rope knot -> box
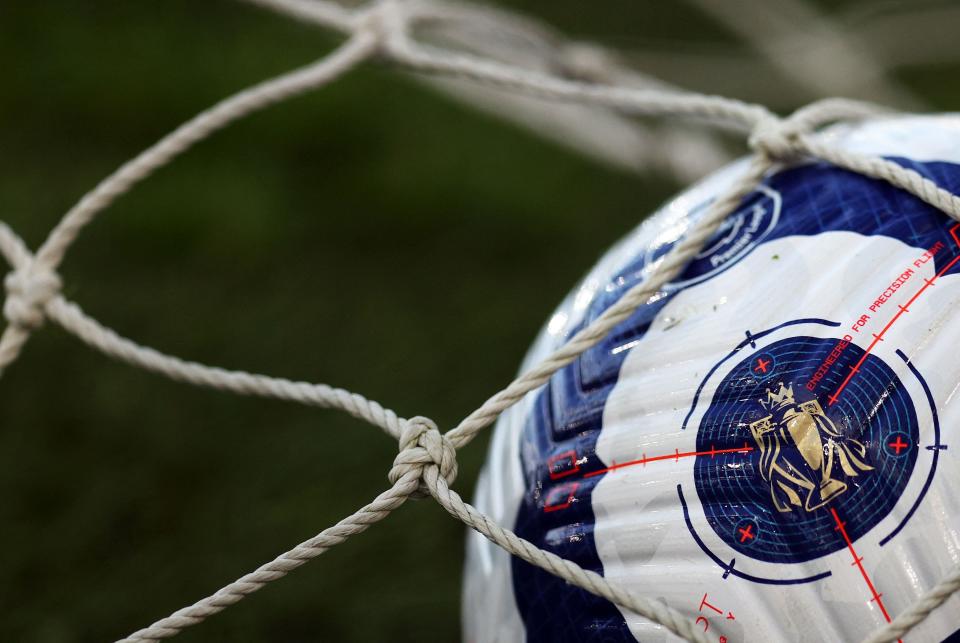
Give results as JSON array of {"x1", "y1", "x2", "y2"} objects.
[
  {"x1": 353, "y1": 0, "x2": 409, "y2": 54},
  {"x1": 748, "y1": 115, "x2": 806, "y2": 161},
  {"x1": 389, "y1": 416, "x2": 458, "y2": 498},
  {"x1": 3, "y1": 265, "x2": 61, "y2": 330}
]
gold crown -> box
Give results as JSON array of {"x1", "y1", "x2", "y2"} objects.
[{"x1": 760, "y1": 382, "x2": 795, "y2": 410}]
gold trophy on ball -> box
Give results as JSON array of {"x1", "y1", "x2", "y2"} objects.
[{"x1": 749, "y1": 382, "x2": 872, "y2": 513}]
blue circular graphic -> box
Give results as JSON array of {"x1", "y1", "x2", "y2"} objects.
[{"x1": 694, "y1": 335, "x2": 918, "y2": 564}]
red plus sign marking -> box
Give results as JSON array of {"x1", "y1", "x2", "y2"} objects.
[
  {"x1": 754, "y1": 358, "x2": 770, "y2": 373},
  {"x1": 738, "y1": 524, "x2": 755, "y2": 542},
  {"x1": 888, "y1": 436, "x2": 909, "y2": 455}
]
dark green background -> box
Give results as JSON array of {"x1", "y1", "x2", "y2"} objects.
[{"x1": 0, "y1": 1, "x2": 956, "y2": 641}]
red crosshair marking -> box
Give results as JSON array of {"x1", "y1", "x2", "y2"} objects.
[
  {"x1": 754, "y1": 357, "x2": 771, "y2": 373},
  {"x1": 830, "y1": 224, "x2": 960, "y2": 406},
  {"x1": 829, "y1": 508, "x2": 901, "y2": 642},
  {"x1": 738, "y1": 524, "x2": 755, "y2": 542},
  {"x1": 889, "y1": 436, "x2": 909, "y2": 455},
  {"x1": 583, "y1": 443, "x2": 754, "y2": 478}
]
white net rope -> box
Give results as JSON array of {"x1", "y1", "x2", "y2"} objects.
[{"x1": 4, "y1": 1, "x2": 960, "y2": 641}]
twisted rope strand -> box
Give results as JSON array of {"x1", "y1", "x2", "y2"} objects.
[
  {"x1": 244, "y1": 0, "x2": 355, "y2": 31},
  {"x1": 51, "y1": 297, "x2": 407, "y2": 437},
  {"x1": 0, "y1": 223, "x2": 404, "y2": 439},
  {"x1": 250, "y1": 0, "x2": 773, "y2": 132},
  {"x1": 33, "y1": 29, "x2": 378, "y2": 274},
  {"x1": 426, "y1": 470, "x2": 711, "y2": 643},
  {"x1": 446, "y1": 155, "x2": 771, "y2": 449},
  {"x1": 862, "y1": 562, "x2": 960, "y2": 643},
  {"x1": 804, "y1": 137, "x2": 960, "y2": 217},
  {"x1": 118, "y1": 472, "x2": 422, "y2": 642},
  {"x1": 2, "y1": 1, "x2": 959, "y2": 642},
  {"x1": 0, "y1": 28, "x2": 379, "y2": 376}
]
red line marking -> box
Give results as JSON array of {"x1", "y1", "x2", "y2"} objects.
[
  {"x1": 830, "y1": 229, "x2": 960, "y2": 406},
  {"x1": 830, "y1": 508, "x2": 900, "y2": 641},
  {"x1": 940, "y1": 255, "x2": 960, "y2": 276},
  {"x1": 584, "y1": 443, "x2": 753, "y2": 478}
]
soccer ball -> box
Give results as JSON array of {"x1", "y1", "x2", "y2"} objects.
[{"x1": 464, "y1": 114, "x2": 960, "y2": 642}]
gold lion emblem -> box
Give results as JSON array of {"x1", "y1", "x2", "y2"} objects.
[{"x1": 749, "y1": 382, "x2": 872, "y2": 513}]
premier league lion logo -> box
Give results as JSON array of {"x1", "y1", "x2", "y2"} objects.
[{"x1": 748, "y1": 382, "x2": 872, "y2": 513}]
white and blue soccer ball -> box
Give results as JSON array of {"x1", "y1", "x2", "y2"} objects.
[{"x1": 464, "y1": 114, "x2": 960, "y2": 642}]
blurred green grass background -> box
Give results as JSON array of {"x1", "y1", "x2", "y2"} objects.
[{"x1": 0, "y1": 1, "x2": 957, "y2": 641}]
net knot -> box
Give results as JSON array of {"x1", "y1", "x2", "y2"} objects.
[
  {"x1": 353, "y1": 0, "x2": 408, "y2": 52},
  {"x1": 389, "y1": 416, "x2": 458, "y2": 497},
  {"x1": 3, "y1": 264, "x2": 61, "y2": 330},
  {"x1": 748, "y1": 115, "x2": 807, "y2": 161}
]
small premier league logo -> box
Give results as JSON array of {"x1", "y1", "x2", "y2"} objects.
[
  {"x1": 749, "y1": 382, "x2": 872, "y2": 513},
  {"x1": 642, "y1": 185, "x2": 781, "y2": 289}
]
